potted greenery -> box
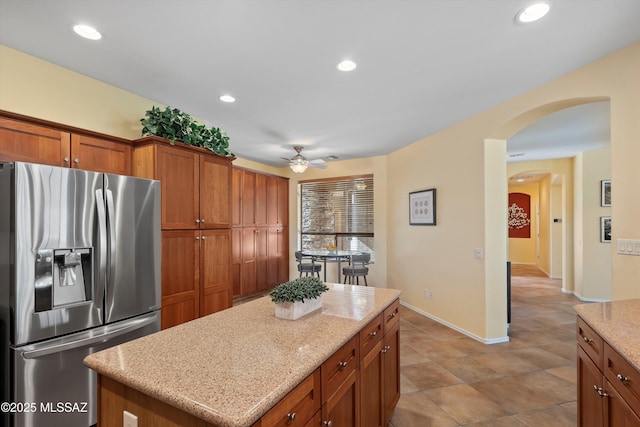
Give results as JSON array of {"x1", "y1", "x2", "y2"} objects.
[
  {"x1": 269, "y1": 276, "x2": 329, "y2": 320},
  {"x1": 140, "y1": 106, "x2": 233, "y2": 157}
]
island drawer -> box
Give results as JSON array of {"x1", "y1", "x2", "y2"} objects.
[
  {"x1": 254, "y1": 368, "x2": 321, "y2": 427},
  {"x1": 360, "y1": 314, "x2": 383, "y2": 358},
  {"x1": 383, "y1": 299, "x2": 400, "y2": 334},
  {"x1": 604, "y1": 342, "x2": 640, "y2": 411},
  {"x1": 577, "y1": 315, "x2": 603, "y2": 367},
  {"x1": 321, "y1": 335, "x2": 359, "y2": 402}
]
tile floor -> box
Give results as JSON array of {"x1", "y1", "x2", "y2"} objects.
[{"x1": 390, "y1": 264, "x2": 583, "y2": 426}]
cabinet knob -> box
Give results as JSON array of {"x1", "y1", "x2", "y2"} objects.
[
  {"x1": 389, "y1": 311, "x2": 397, "y2": 319},
  {"x1": 201, "y1": 218, "x2": 205, "y2": 223},
  {"x1": 196, "y1": 236, "x2": 200, "y2": 240},
  {"x1": 195, "y1": 219, "x2": 201, "y2": 224},
  {"x1": 616, "y1": 373, "x2": 630, "y2": 382},
  {"x1": 74, "y1": 158, "x2": 79, "y2": 164},
  {"x1": 381, "y1": 345, "x2": 391, "y2": 353},
  {"x1": 201, "y1": 236, "x2": 206, "y2": 240},
  {"x1": 369, "y1": 331, "x2": 377, "y2": 337},
  {"x1": 582, "y1": 336, "x2": 593, "y2": 343},
  {"x1": 63, "y1": 157, "x2": 69, "y2": 163},
  {"x1": 338, "y1": 361, "x2": 348, "y2": 370},
  {"x1": 323, "y1": 421, "x2": 332, "y2": 427},
  {"x1": 287, "y1": 412, "x2": 296, "y2": 422}
]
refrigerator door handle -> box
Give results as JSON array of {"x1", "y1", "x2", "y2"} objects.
[
  {"x1": 95, "y1": 189, "x2": 107, "y2": 310},
  {"x1": 105, "y1": 188, "x2": 117, "y2": 309},
  {"x1": 21, "y1": 313, "x2": 158, "y2": 359}
]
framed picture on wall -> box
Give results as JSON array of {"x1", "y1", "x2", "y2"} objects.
[
  {"x1": 600, "y1": 216, "x2": 611, "y2": 243},
  {"x1": 409, "y1": 188, "x2": 436, "y2": 225},
  {"x1": 601, "y1": 180, "x2": 611, "y2": 206}
]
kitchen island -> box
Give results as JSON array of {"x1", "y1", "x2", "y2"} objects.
[
  {"x1": 84, "y1": 283, "x2": 401, "y2": 427},
  {"x1": 575, "y1": 299, "x2": 640, "y2": 425}
]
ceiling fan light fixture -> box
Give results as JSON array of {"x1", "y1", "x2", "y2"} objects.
[
  {"x1": 219, "y1": 94, "x2": 235, "y2": 103},
  {"x1": 290, "y1": 161, "x2": 308, "y2": 174},
  {"x1": 73, "y1": 24, "x2": 102, "y2": 40},
  {"x1": 516, "y1": 2, "x2": 550, "y2": 23}
]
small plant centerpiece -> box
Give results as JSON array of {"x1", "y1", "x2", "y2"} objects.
[
  {"x1": 269, "y1": 276, "x2": 329, "y2": 320},
  {"x1": 140, "y1": 106, "x2": 233, "y2": 157}
]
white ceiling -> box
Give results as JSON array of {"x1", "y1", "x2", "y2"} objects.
[{"x1": 0, "y1": 1, "x2": 637, "y2": 167}]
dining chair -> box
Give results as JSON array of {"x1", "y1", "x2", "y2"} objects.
[
  {"x1": 295, "y1": 251, "x2": 322, "y2": 278},
  {"x1": 342, "y1": 253, "x2": 370, "y2": 286}
]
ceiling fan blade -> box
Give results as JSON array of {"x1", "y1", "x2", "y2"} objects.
[
  {"x1": 308, "y1": 163, "x2": 327, "y2": 169},
  {"x1": 309, "y1": 159, "x2": 325, "y2": 164},
  {"x1": 280, "y1": 157, "x2": 293, "y2": 161}
]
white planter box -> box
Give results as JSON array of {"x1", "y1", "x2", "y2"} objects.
[{"x1": 275, "y1": 298, "x2": 322, "y2": 320}]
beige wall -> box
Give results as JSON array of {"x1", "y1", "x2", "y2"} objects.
[
  {"x1": 574, "y1": 148, "x2": 612, "y2": 301},
  {"x1": 2, "y1": 41, "x2": 639, "y2": 341},
  {"x1": 507, "y1": 184, "x2": 539, "y2": 265},
  {"x1": 551, "y1": 181, "x2": 563, "y2": 279}
]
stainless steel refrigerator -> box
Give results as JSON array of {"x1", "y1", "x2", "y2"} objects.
[{"x1": 0, "y1": 161, "x2": 161, "y2": 427}]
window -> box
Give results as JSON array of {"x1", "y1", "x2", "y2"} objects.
[{"x1": 299, "y1": 175, "x2": 374, "y2": 260}]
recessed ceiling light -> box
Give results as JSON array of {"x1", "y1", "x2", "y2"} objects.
[
  {"x1": 219, "y1": 94, "x2": 236, "y2": 103},
  {"x1": 516, "y1": 2, "x2": 550, "y2": 23},
  {"x1": 337, "y1": 60, "x2": 357, "y2": 72},
  {"x1": 73, "y1": 24, "x2": 102, "y2": 40}
]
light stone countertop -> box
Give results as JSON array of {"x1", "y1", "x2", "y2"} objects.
[
  {"x1": 574, "y1": 298, "x2": 640, "y2": 371},
  {"x1": 84, "y1": 284, "x2": 401, "y2": 427}
]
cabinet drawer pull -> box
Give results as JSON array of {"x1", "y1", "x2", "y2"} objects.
[
  {"x1": 593, "y1": 385, "x2": 609, "y2": 397},
  {"x1": 388, "y1": 312, "x2": 397, "y2": 319},
  {"x1": 287, "y1": 412, "x2": 296, "y2": 422},
  {"x1": 338, "y1": 361, "x2": 348, "y2": 370},
  {"x1": 369, "y1": 331, "x2": 377, "y2": 337},
  {"x1": 616, "y1": 374, "x2": 630, "y2": 382},
  {"x1": 582, "y1": 336, "x2": 593, "y2": 343},
  {"x1": 381, "y1": 345, "x2": 391, "y2": 353}
]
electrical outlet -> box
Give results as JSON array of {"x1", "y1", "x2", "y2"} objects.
[
  {"x1": 429, "y1": 290, "x2": 434, "y2": 299},
  {"x1": 124, "y1": 411, "x2": 138, "y2": 427},
  {"x1": 424, "y1": 288, "x2": 429, "y2": 298}
]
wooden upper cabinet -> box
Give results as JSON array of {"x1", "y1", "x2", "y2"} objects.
[
  {"x1": 0, "y1": 116, "x2": 132, "y2": 174},
  {"x1": 231, "y1": 168, "x2": 243, "y2": 227},
  {"x1": 199, "y1": 155, "x2": 231, "y2": 229},
  {"x1": 157, "y1": 146, "x2": 200, "y2": 230},
  {"x1": 267, "y1": 176, "x2": 279, "y2": 226},
  {"x1": 70, "y1": 134, "x2": 131, "y2": 175},
  {"x1": 278, "y1": 178, "x2": 289, "y2": 227},
  {"x1": 0, "y1": 117, "x2": 70, "y2": 166},
  {"x1": 242, "y1": 171, "x2": 256, "y2": 226}
]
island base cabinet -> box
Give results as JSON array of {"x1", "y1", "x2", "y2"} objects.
[
  {"x1": 322, "y1": 369, "x2": 358, "y2": 427},
  {"x1": 383, "y1": 322, "x2": 401, "y2": 425},
  {"x1": 98, "y1": 375, "x2": 216, "y2": 427},
  {"x1": 578, "y1": 346, "x2": 604, "y2": 427}
]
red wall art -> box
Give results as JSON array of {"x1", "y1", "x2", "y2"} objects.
[{"x1": 508, "y1": 192, "x2": 531, "y2": 238}]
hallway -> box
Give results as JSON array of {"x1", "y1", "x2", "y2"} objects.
[{"x1": 390, "y1": 264, "x2": 582, "y2": 426}]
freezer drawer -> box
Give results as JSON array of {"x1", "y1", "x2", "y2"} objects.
[{"x1": 8, "y1": 312, "x2": 159, "y2": 427}]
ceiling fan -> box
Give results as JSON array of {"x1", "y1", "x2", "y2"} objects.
[{"x1": 281, "y1": 146, "x2": 327, "y2": 173}]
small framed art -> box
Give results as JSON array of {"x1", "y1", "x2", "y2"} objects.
[
  {"x1": 409, "y1": 188, "x2": 436, "y2": 225},
  {"x1": 601, "y1": 180, "x2": 611, "y2": 207},
  {"x1": 600, "y1": 216, "x2": 611, "y2": 243}
]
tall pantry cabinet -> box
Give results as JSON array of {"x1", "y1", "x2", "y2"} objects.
[
  {"x1": 133, "y1": 136, "x2": 234, "y2": 329},
  {"x1": 232, "y1": 167, "x2": 289, "y2": 298}
]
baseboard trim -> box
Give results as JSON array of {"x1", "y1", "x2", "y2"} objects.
[
  {"x1": 572, "y1": 293, "x2": 610, "y2": 303},
  {"x1": 400, "y1": 301, "x2": 510, "y2": 345}
]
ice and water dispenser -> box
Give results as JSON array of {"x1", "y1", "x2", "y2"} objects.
[{"x1": 34, "y1": 248, "x2": 92, "y2": 312}]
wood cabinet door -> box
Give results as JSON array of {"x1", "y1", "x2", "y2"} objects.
[
  {"x1": 267, "y1": 176, "x2": 279, "y2": 226},
  {"x1": 360, "y1": 340, "x2": 383, "y2": 427},
  {"x1": 254, "y1": 173, "x2": 268, "y2": 226},
  {"x1": 199, "y1": 155, "x2": 231, "y2": 228},
  {"x1": 242, "y1": 227, "x2": 258, "y2": 295},
  {"x1": 277, "y1": 227, "x2": 289, "y2": 284},
  {"x1": 231, "y1": 227, "x2": 243, "y2": 297},
  {"x1": 231, "y1": 168, "x2": 243, "y2": 227},
  {"x1": 161, "y1": 230, "x2": 199, "y2": 329},
  {"x1": 157, "y1": 146, "x2": 199, "y2": 230},
  {"x1": 606, "y1": 378, "x2": 640, "y2": 427},
  {"x1": 70, "y1": 134, "x2": 131, "y2": 175},
  {"x1": 278, "y1": 177, "x2": 289, "y2": 227},
  {"x1": 242, "y1": 171, "x2": 256, "y2": 226},
  {"x1": 267, "y1": 227, "x2": 280, "y2": 287},
  {"x1": 322, "y1": 369, "x2": 358, "y2": 427},
  {"x1": 255, "y1": 227, "x2": 269, "y2": 291},
  {"x1": 382, "y1": 322, "x2": 400, "y2": 425},
  {"x1": 200, "y1": 229, "x2": 232, "y2": 316},
  {"x1": 578, "y1": 346, "x2": 604, "y2": 427},
  {"x1": 0, "y1": 117, "x2": 70, "y2": 166}
]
